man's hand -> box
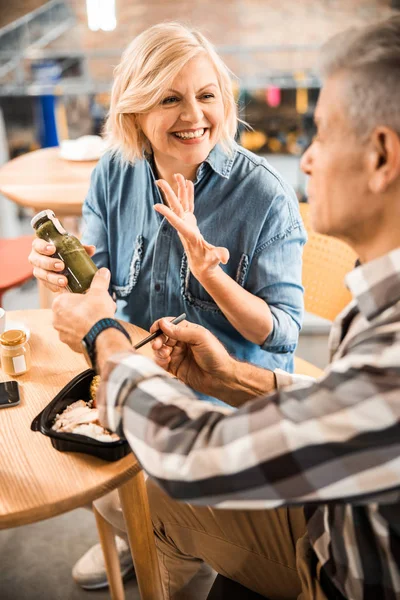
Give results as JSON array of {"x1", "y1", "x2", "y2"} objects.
[
  {"x1": 151, "y1": 318, "x2": 275, "y2": 406},
  {"x1": 52, "y1": 268, "x2": 116, "y2": 353},
  {"x1": 151, "y1": 318, "x2": 235, "y2": 395}
]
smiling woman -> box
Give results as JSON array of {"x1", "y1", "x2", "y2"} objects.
[
  {"x1": 138, "y1": 56, "x2": 225, "y2": 179},
  {"x1": 29, "y1": 21, "x2": 306, "y2": 386},
  {"x1": 28, "y1": 20, "x2": 307, "y2": 590}
]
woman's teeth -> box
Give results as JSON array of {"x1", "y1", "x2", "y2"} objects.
[{"x1": 174, "y1": 128, "x2": 205, "y2": 140}]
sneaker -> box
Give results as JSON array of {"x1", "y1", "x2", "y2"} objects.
[{"x1": 72, "y1": 535, "x2": 135, "y2": 590}]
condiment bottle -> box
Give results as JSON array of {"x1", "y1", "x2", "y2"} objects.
[
  {"x1": 31, "y1": 209, "x2": 98, "y2": 294},
  {"x1": 0, "y1": 330, "x2": 32, "y2": 376}
]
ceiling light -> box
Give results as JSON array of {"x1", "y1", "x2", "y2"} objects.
[{"x1": 86, "y1": 0, "x2": 116, "y2": 32}]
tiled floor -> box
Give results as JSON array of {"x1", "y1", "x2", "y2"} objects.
[{"x1": 0, "y1": 196, "x2": 329, "y2": 599}]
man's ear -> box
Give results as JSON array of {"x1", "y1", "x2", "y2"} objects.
[{"x1": 367, "y1": 127, "x2": 400, "y2": 193}]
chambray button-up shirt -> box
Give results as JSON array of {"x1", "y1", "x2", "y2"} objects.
[{"x1": 81, "y1": 142, "x2": 306, "y2": 377}]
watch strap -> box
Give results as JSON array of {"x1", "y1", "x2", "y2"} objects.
[{"x1": 83, "y1": 318, "x2": 131, "y2": 367}]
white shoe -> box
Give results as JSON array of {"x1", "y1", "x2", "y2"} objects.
[{"x1": 72, "y1": 536, "x2": 135, "y2": 590}]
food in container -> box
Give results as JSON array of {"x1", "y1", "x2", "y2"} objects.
[
  {"x1": 31, "y1": 370, "x2": 130, "y2": 461},
  {"x1": 52, "y1": 399, "x2": 119, "y2": 442}
]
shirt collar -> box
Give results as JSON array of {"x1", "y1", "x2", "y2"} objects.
[
  {"x1": 345, "y1": 247, "x2": 400, "y2": 320},
  {"x1": 196, "y1": 142, "x2": 237, "y2": 181},
  {"x1": 145, "y1": 142, "x2": 237, "y2": 181}
]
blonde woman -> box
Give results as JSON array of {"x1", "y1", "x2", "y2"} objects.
[{"x1": 29, "y1": 22, "x2": 306, "y2": 588}]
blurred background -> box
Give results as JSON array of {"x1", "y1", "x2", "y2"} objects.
[
  {"x1": 0, "y1": 3, "x2": 398, "y2": 597},
  {"x1": 0, "y1": 0, "x2": 396, "y2": 199},
  {"x1": 0, "y1": 0, "x2": 397, "y2": 378}
]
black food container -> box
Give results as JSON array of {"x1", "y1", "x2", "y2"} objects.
[{"x1": 31, "y1": 369, "x2": 131, "y2": 462}]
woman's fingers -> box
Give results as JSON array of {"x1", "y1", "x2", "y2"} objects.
[
  {"x1": 83, "y1": 244, "x2": 96, "y2": 257},
  {"x1": 215, "y1": 246, "x2": 230, "y2": 265},
  {"x1": 156, "y1": 179, "x2": 184, "y2": 216},
  {"x1": 29, "y1": 238, "x2": 64, "y2": 271},
  {"x1": 203, "y1": 240, "x2": 230, "y2": 265},
  {"x1": 32, "y1": 237, "x2": 56, "y2": 255},
  {"x1": 33, "y1": 266, "x2": 68, "y2": 289},
  {"x1": 154, "y1": 204, "x2": 198, "y2": 243},
  {"x1": 32, "y1": 267, "x2": 67, "y2": 291},
  {"x1": 174, "y1": 173, "x2": 189, "y2": 212},
  {"x1": 187, "y1": 180, "x2": 195, "y2": 212}
]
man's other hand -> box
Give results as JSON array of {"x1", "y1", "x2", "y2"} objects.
[{"x1": 52, "y1": 268, "x2": 116, "y2": 353}]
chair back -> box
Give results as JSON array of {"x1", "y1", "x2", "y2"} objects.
[{"x1": 300, "y1": 202, "x2": 357, "y2": 321}]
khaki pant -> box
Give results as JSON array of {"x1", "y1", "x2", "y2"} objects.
[{"x1": 95, "y1": 481, "x2": 328, "y2": 600}]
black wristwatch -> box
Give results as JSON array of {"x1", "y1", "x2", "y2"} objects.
[{"x1": 81, "y1": 318, "x2": 131, "y2": 368}]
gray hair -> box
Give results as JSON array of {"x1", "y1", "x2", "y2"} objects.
[{"x1": 318, "y1": 15, "x2": 400, "y2": 140}]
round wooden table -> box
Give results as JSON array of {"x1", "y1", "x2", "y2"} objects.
[
  {"x1": 0, "y1": 147, "x2": 97, "y2": 217},
  {"x1": 0, "y1": 309, "x2": 163, "y2": 600}
]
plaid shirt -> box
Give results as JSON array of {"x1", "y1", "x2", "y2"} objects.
[{"x1": 99, "y1": 247, "x2": 400, "y2": 600}]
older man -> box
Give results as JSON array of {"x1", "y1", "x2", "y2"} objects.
[{"x1": 53, "y1": 16, "x2": 400, "y2": 600}]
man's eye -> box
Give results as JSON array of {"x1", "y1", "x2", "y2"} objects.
[{"x1": 161, "y1": 97, "x2": 179, "y2": 105}]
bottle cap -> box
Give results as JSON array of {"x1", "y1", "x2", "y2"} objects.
[
  {"x1": 0, "y1": 329, "x2": 27, "y2": 346},
  {"x1": 31, "y1": 209, "x2": 66, "y2": 234},
  {"x1": 30, "y1": 209, "x2": 56, "y2": 230}
]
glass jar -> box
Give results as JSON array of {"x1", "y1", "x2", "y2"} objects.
[
  {"x1": 31, "y1": 209, "x2": 98, "y2": 294},
  {"x1": 0, "y1": 330, "x2": 32, "y2": 376}
]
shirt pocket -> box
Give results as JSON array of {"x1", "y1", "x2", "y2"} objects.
[
  {"x1": 180, "y1": 252, "x2": 249, "y2": 313},
  {"x1": 111, "y1": 234, "x2": 144, "y2": 299}
]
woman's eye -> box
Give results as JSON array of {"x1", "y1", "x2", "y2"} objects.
[
  {"x1": 161, "y1": 96, "x2": 179, "y2": 105},
  {"x1": 201, "y1": 93, "x2": 215, "y2": 100}
]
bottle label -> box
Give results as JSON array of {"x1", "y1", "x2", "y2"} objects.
[
  {"x1": 47, "y1": 211, "x2": 66, "y2": 235},
  {"x1": 12, "y1": 354, "x2": 26, "y2": 374}
]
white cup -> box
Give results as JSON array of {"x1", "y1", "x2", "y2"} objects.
[{"x1": 0, "y1": 308, "x2": 5, "y2": 334}]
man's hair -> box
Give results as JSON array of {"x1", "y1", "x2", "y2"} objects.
[
  {"x1": 104, "y1": 22, "x2": 238, "y2": 163},
  {"x1": 318, "y1": 15, "x2": 400, "y2": 140}
]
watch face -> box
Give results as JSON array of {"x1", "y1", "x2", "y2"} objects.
[{"x1": 81, "y1": 339, "x2": 93, "y2": 368}]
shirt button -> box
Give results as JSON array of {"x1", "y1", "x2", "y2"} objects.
[
  {"x1": 162, "y1": 225, "x2": 168, "y2": 233},
  {"x1": 155, "y1": 283, "x2": 161, "y2": 292}
]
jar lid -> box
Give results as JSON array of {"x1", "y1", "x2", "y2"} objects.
[
  {"x1": 0, "y1": 329, "x2": 27, "y2": 346},
  {"x1": 30, "y1": 209, "x2": 56, "y2": 230}
]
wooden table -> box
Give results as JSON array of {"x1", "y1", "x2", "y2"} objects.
[
  {"x1": 294, "y1": 356, "x2": 322, "y2": 379},
  {"x1": 0, "y1": 309, "x2": 163, "y2": 600},
  {"x1": 0, "y1": 147, "x2": 97, "y2": 217}
]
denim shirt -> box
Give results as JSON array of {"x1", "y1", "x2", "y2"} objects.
[{"x1": 81, "y1": 142, "x2": 306, "y2": 382}]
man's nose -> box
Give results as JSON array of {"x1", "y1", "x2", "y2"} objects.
[{"x1": 300, "y1": 144, "x2": 313, "y2": 175}]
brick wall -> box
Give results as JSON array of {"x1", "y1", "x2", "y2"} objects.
[
  {"x1": 2, "y1": 0, "x2": 394, "y2": 83},
  {"x1": 53, "y1": 0, "x2": 394, "y2": 82},
  {"x1": 0, "y1": 0, "x2": 48, "y2": 29}
]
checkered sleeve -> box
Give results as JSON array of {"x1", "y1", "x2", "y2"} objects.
[{"x1": 99, "y1": 335, "x2": 400, "y2": 509}]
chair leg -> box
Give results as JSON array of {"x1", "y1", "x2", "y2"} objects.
[
  {"x1": 118, "y1": 471, "x2": 164, "y2": 600},
  {"x1": 94, "y1": 505, "x2": 125, "y2": 600}
]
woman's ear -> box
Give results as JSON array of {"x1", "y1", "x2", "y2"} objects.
[{"x1": 368, "y1": 127, "x2": 400, "y2": 194}]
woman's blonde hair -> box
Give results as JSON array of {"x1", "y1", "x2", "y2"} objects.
[{"x1": 104, "y1": 22, "x2": 238, "y2": 163}]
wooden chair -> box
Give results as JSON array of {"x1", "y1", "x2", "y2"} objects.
[
  {"x1": 0, "y1": 235, "x2": 34, "y2": 306},
  {"x1": 294, "y1": 201, "x2": 357, "y2": 378},
  {"x1": 300, "y1": 202, "x2": 357, "y2": 321}
]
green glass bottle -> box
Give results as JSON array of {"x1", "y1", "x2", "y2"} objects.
[{"x1": 31, "y1": 209, "x2": 98, "y2": 294}]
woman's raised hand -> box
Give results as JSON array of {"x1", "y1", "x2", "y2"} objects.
[{"x1": 154, "y1": 173, "x2": 229, "y2": 281}]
